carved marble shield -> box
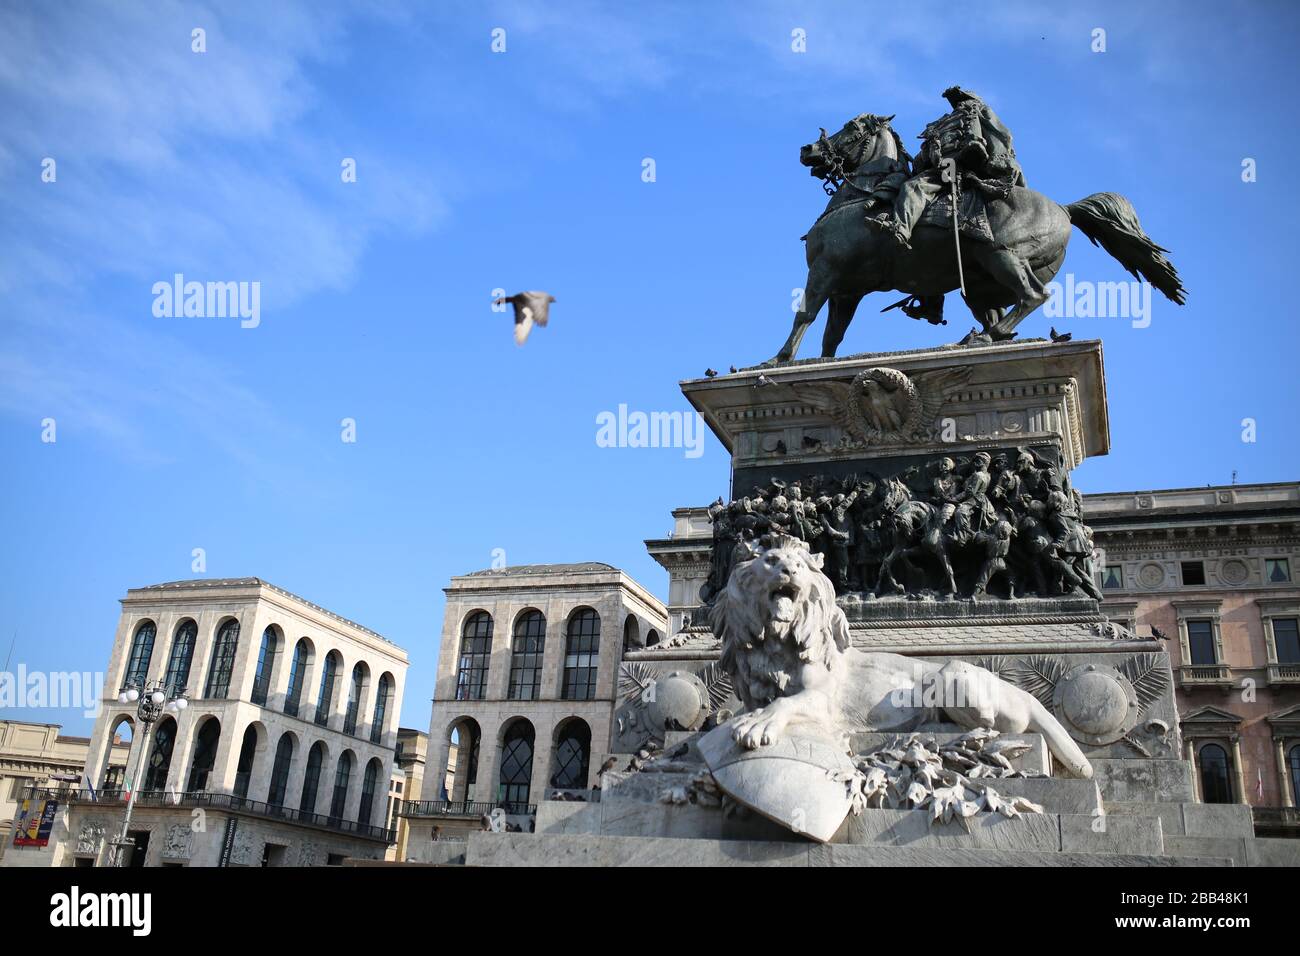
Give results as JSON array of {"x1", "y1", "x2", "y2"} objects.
[{"x1": 698, "y1": 719, "x2": 858, "y2": 843}]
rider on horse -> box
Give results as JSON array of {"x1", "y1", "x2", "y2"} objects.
[{"x1": 870, "y1": 86, "x2": 1024, "y2": 251}]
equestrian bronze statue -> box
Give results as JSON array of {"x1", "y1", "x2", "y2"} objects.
[{"x1": 768, "y1": 87, "x2": 1186, "y2": 364}]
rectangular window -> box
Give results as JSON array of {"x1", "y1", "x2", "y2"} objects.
[
  {"x1": 1266, "y1": 558, "x2": 1291, "y2": 584},
  {"x1": 1181, "y1": 561, "x2": 1206, "y2": 586},
  {"x1": 1186, "y1": 619, "x2": 1217, "y2": 666},
  {"x1": 1273, "y1": 618, "x2": 1300, "y2": 665},
  {"x1": 1102, "y1": 566, "x2": 1124, "y2": 590}
]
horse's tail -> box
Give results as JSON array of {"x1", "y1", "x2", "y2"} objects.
[{"x1": 1066, "y1": 192, "x2": 1186, "y2": 304}]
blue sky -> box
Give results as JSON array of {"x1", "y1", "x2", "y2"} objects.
[{"x1": 2, "y1": 0, "x2": 1298, "y2": 736}]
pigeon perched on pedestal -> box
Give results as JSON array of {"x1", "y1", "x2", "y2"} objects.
[{"x1": 494, "y1": 291, "x2": 555, "y2": 345}]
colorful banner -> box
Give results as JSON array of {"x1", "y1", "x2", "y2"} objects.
[{"x1": 12, "y1": 799, "x2": 58, "y2": 847}]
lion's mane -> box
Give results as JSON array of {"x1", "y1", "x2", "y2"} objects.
[{"x1": 712, "y1": 534, "x2": 850, "y2": 711}]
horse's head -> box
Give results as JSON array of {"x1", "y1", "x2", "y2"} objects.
[{"x1": 800, "y1": 113, "x2": 899, "y2": 181}]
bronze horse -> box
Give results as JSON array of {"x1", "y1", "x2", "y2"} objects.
[{"x1": 768, "y1": 114, "x2": 1187, "y2": 364}]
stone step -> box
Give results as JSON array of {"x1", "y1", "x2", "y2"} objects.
[
  {"x1": 848, "y1": 731, "x2": 1049, "y2": 775},
  {"x1": 464, "y1": 831, "x2": 1231, "y2": 867},
  {"x1": 1104, "y1": 801, "x2": 1254, "y2": 837},
  {"x1": 1089, "y1": 757, "x2": 1195, "y2": 803},
  {"x1": 965, "y1": 776, "x2": 1101, "y2": 814},
  {"x1": 837, "y1": 807, "x2": 1162, "y2": 855},
  {"x1": 1164, "y1": 834, "x2": 1300, "y2": 867},
  {"x1": 546, "y1": 790, "x2": 1140, "y2": 852}
]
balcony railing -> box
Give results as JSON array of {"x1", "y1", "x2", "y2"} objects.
[
  {"x1": 397, "y1": 799, "x2": 536, "y2": 819},
  {"x1": 22, "y1": 786, "x2": 395, "y2": 843},
  {"x1": 1266, "y1": 663, "x2": 1300, "y2": 685},
  {"x1": 1176, "y1": 664, "x2": 1233, "y2": 686}
]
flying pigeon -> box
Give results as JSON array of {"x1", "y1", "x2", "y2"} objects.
[{"x1": 494, "y1": 291, "x2": 555, "y2": 345}]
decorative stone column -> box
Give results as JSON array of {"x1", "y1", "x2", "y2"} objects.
[
  {"x1": 1276, "y1": 737, "x2": 1294, "y2": 808},
  {"x1": 1230, "y1": 735, "x2": 1248, "y2": 804}
]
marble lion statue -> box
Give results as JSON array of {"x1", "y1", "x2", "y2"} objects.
[{"x1": 712, "y1": 534, "x2": 1093, "y2": 778}]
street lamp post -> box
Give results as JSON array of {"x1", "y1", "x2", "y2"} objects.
[{"x1": 106, "y1": 680, "x2": 188, "y2": 867}]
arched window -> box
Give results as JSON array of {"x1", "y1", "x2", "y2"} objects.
[
  {"x1": 144, "y1": 717, "x2": 176, "y2": 791},
  {"x1": 508, "y1": 611, "x2": 546, "y2": 701},
  {"x1": 371, "y1": 674, "x2": 393, "y2": 744},
  {"x1": 251, "y1": 628, "x2": 279, "y2": 705},
  {"x1": 330, "y1": 752, "x2": 354, "y2": 821},
  {"x1": 284, "y1": 639, "x2": 311, "y2": 717},
  {"x1": 444, "y1": 718, "x2": 480, "y2": 801},
  {"x1": 268, "y1": 734, "x2": 295, "y2": 808},
  {"x1": 550, "y1": 718, "x2": 591, "y2": 791},
  {"x1": 101, "y1": 717, "x2": 134, "y2": 793},
  {"x1": 124, "y1": 621, "x2": 156, "y2": 687},
  {"x1": 622, "y1": 616, "x2": 640, "y2": 654},
  {"x1": 646, "y1": 629, "x2": 660, "y2": 647},
  {"x1": 301, "y1": 742, "x2": 326, "y2": 815},
  {"x1": 344, "y1": 663, "x2": 368, "y2": 736},
  {"x1": 233, "y1": 725, "x2": 260, "y2": 800},
  {"x1": 164, "y1": 620, "x2": 197, "y2": 695},
  {"x1": 187, "y1": 718, "x2": 221, "y2": 791},
  {"x1": 1288, "y1": 744, "x2": 1300, "y2": 807},
  {"x1": 314, "y1": 652, "x2": 340, "y2": 727},
  {"x1": 563, "y1": 609, "x2": 600, "y2": 700},
  {"x1": 455, "y1": 612, "x2": 493, "y2": 701},
  {"x1": 204, "y1": 619, "x2": 240, "y2": 699},
  {"x1": 359, "y1": 758, "x2": 382, "y2": 827},
  {"x1": 1199, "y1": 743, "x2": 1233, "y2": 804},
  {"x1": 498, "y1": 720, "x2": 535, "y2": 808}
]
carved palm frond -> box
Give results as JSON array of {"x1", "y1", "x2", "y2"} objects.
[
  {"x1": 699, "y1": 661, "x2": 735, "y2": 711},
  {"x1": 975, "y1": 655, "x2": 1012, "y2": 679},
  {"x1": 1006, "y1": 656, "x2": 1065, "y2": 708},
  {"x1": 617, "y1": 662, "x2": 657, "y2": 703},
  {"x1": 1117, "y1": 653, "x2": 1170, "y2": 713}
]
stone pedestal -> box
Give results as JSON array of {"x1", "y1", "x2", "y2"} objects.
[
  {"x1": 570, "y1": 341, "x2": 1298, "y2": 865},
  {"x1": 681, "y1": 337, "x2": 1107, "y2": 497}
]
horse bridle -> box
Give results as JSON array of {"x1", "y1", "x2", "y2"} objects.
[{"x1": 816, "y1": 118, "x2": 881, "y2": 196}]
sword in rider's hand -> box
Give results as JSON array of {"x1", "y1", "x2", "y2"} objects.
[{"x1": 940, "y1": 157, "x2": 967, "y2": 298}]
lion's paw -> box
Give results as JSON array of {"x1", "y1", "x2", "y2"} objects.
[{"x1": 731, "y1": 707, "x2": 788, "y2": 750}]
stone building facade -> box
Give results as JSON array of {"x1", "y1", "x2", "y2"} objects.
[
  {"x1": 386, "y1": 727, "x2": 427, "y2": 861},
  {"x1": 415, "y1": 563, "x2": 666, "y2": 826},
  {"x1": 0, "y1": 720, "x2": 130, "y2": 864},
  {"x1": 1086, "y1": 482, "x2": 1300, "y2": 820},
  {"x1": 647, "y1": 481, "x2": 1300, "y2": 830},
  {"x1": 4, "y1": 577, "x2": 409, "y2": 866}
]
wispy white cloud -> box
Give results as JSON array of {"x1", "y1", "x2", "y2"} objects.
[{"x1": 0, "y1": 0, "x2": 445, "y2": 473}]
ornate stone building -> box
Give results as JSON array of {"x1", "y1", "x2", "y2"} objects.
[
  {"x1": 405, "y1": 563, "x2": 665, "y2": 851},
  {"x1": 0, "y1": 720, "x2": 130, "y2": 864},
  {"x1": 1085, "y1": 482, "x2": 1300, "y2": 825},
  {"x1": 4, "y1": 578, "x2": 409, "y2": 866},
  {"x1": 647, "y1": 480, "x2": 1300, "y2": 831}
]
